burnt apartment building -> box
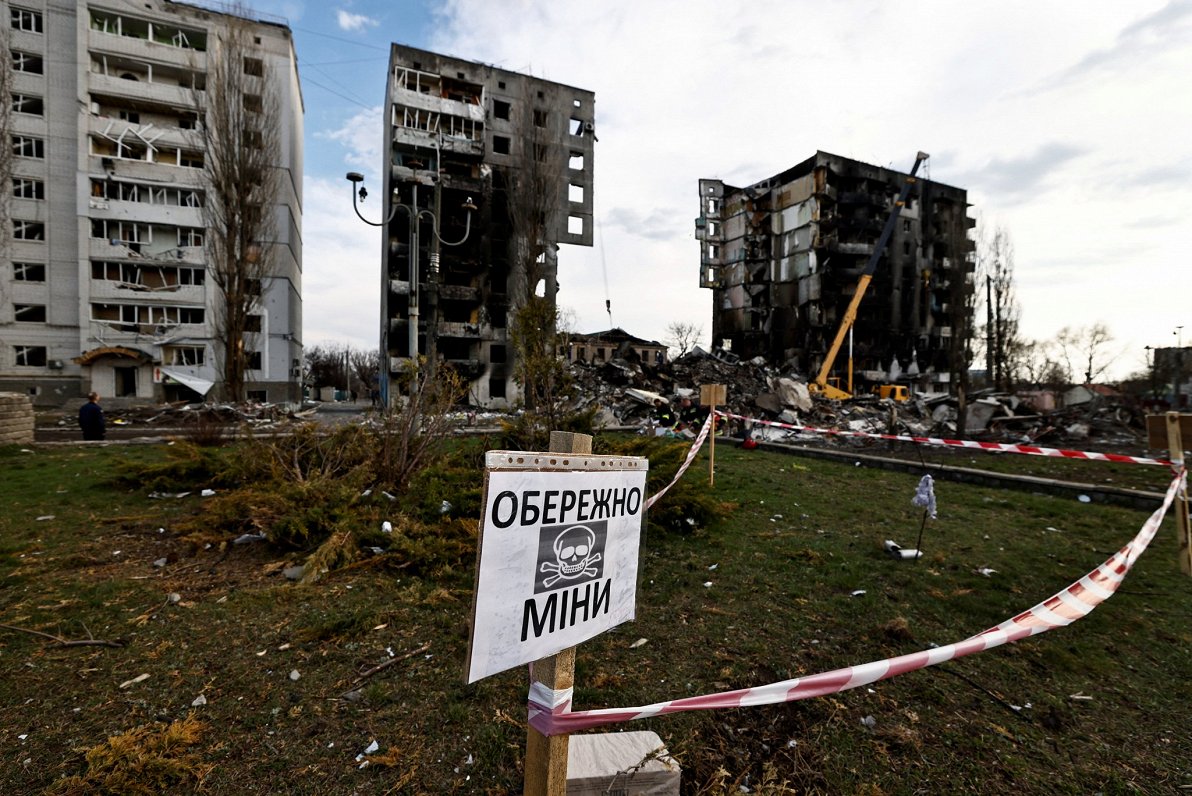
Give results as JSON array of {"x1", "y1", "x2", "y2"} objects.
[
  {"x1": 374, "y1": 45, "x2": 594, "y2": 407},
  {"x1": 696, "y1": 151, "x2": 974, "y2": 391}
]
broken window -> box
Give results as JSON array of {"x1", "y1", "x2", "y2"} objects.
[
  {"x1": 13, "y1": 136, "x2": 45, "y2": 159},
  {"x1": 14, "y1": 304, "x2": 47, "y2": 322},
  {"x1": 13, "y1": 51, "x2": 43, "y2": 74},
  {"x1": 11, "y1": 7, "x2": 43, "y2": 33},
  {"x1": 12, "y1": 94, "x2": 44, "y2": 116},
  {"x1": 13, "y1": 178, "x2": 44, "y2": 199},
  {"x1": 178, "y1": 228, "x2": 204, "y2": 247},
  {"x1": 119, "y1": 109, "x2": 141, "y2": 123},
  {"x1": 13, "y1": 221, "x2": 45, "y2": 240},
  {"x1": 243, "y1": 94, "x2": 263, "y2": 114},
  {"x1": 15, "y1": 346, "x2": 47, "y2": 366},
  {"x1": 568, "y1": 183, "x2": 583, "y2": 203},
  {"x1": 179, "y1": 152, "x2": 204, "y2": 169},
  {"x1": 568, "y1": 152, "x2": 584, "y2": 170},
  {"x1": 166, "y1": 346, "x2": 205, "y2": 366},
  {"x1": 14, "y1": 262, "x2": 45, "y2": 282},
  {"x1": 243, "y1": 57, "x2": 264, "y2": 77},
  {"x1": 492, "y1": 136, "x2": 511, "y2": 155},
  {"x1": 245, "y1": 279, "x2": 262, "y2": 296},
  {"x1": 245, "y1": 315, "x2": 263, "y2": 333},
  {"x1": 493, "y1": 99, "x2": 511, "y2": 120},
  {"x1": 568, "y1": 215, "x2": 584, "y2": 235},
  {"x1": 247, "y1": 351, "x2": 263, "y2": 370},
  {"x1": 533, "y1": 109, "x2": 547, "y2": 128},
  {"x1": 489, "y1": 377, "x2": 506, "y2": 399}
]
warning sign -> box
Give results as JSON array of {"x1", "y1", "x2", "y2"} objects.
[{"x1": 466, "y1": 452, "x2": 648, "y2": 684}]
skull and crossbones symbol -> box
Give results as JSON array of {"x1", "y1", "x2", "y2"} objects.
[{"x1": 540, "y1": 525, "x2": 602, "y2": 588}]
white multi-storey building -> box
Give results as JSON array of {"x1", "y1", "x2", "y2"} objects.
[{"x1": 2, "y1": 0, "x2": 303, "y2": 405}]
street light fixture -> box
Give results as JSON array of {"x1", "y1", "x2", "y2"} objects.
[{"x1": 345, "y1": 169, "x2": 476, "y2": 404}]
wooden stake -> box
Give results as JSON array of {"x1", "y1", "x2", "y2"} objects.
[
  {"x1": 1165, "y1": 412, "x2": 1191, "y2": 575},
  {"x1": 523, "y1": 430, "x2": 592, "y2": 796},
  {"x1": 709, "y1": 404, "x2": 716, "y2": 487}
]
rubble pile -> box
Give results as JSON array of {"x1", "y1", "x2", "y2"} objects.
[
  {"x1": 48, "y1": 401, "x2": 313, "y2": 435},
  {"x1": 565, "y1": 347, "x2": 1153, "y2": 454}
]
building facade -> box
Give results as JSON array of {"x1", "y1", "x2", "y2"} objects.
[
  {"x1": 378, "y1": 45, "x2": 594, "y2": 408},
  {"x1": 696, "y1": 151, "x2": 974, "y2": 391},
  {"x1": 1, "y1": 0, "x2": 302, "y2": 406},
  {"x1": 562, "y1": 328, "x2": 667, "y2": 367}
]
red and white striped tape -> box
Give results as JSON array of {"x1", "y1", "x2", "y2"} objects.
[
  {"x1": 717, "y1": 411, "x2": 1175, "y2": 468},
  {"x1": 528, "y1": 470, "x2": 1185, "y2": 736},
  {"x1": 644, "y1": 412, "x2": 714, "y2": 511}
]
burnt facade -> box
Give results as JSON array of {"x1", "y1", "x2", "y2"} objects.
[
  {"x1": 696, "y1": 152, "x2": 974, "y2": 391},
  {"x1": 380, "y1": 45, "x2": 594, "y2": 407}
]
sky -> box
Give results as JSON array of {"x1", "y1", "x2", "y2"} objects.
[{"x1": 229, "y1": 0, "x2": 1191, "y2": 380}]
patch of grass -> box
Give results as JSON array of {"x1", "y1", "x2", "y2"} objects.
[
  {"x1": 47, "y1": 715, "x2": 210, "y2": 795},
  {"x1": 0, "y1": 441, "x2": 1189, "y2": 794}
]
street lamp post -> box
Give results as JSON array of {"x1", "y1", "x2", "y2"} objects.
[
  {"x1": 345, "y1": 170, "x2": 475, "y2": 405},
  {"x1": 1176, "y1": 326, "x2": 1185, "y2": 410}
]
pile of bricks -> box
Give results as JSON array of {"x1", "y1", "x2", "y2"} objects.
[{"x1": 0, "y1": 393, "x2": 35, "y2": 445}]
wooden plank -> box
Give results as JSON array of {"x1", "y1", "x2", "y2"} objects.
[{"x1": 1164, "y1": 413, "x2": 1192, "y2": 576}]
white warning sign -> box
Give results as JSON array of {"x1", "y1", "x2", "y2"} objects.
[{"x1": 466, "y1": 453, "x2": 648, "y2": 684}]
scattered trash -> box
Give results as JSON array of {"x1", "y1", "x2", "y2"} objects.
[
  {"x1": 630, "y1": 638, "x2": 649, "y2": 649},
  {"x1": 850, "y1": 590, "x2": 867, "y2": 597},
  {"x1": 860, "y1": 715, "x2": 877, "y2": 729},
  {"x1": 381, "y1": 491, "x2": 396, "y2": 502},
  {"x1": 119, "y1": 673, "x2": 150, "y2": 689},
  {"x1": 884, "y1": 540, "x2": 922, "y2": 560},
  {"x1": 233, "y1": 533, "x2": 267, "y2": 545},
  {"x1": 283, "y1": 565, "x2": 305, "y2": 581},
  {"x1": 1077, "y1": 495, "x2": 1092, "y2": 503},
  {"x1": 168, "y1": 592, "x2": 182, "y2": 603},
  {"x1": 440, "y1": 500, "x2": 452, "y2": 514},
  {"x1": 707, "y1": 563, "x2": 718, "y2": 570},
  {"x1": 1069, "y1": 692, "x2": 1094, "y2": 701},
  {"x1": 149, "y1": 492, "x2": 191, "y2": 500},
  {"x1": 974, "y1": 567, "x2": 997, "y2": 577},
  {"x1": 381, "y1": 521, "x2": 393, "y2": 534},
  {"x1": 200, "y1": 489, "x2": 216, "y2": 497},
  {"x1": 911, "y1": 475, "x2": 937, "y2": 519},
  {"x1": 289, "y1": 670, "x2": 300, "y2": 681},
  {"x1": 703, "y1": 581, "x2": 713, "y2": 588},
  {"x1": 153, "y1": 558, "x2": 168, "y2": 568},
  {"x1": 35, "y1": 515, "x2": 54, "y2": 522},
  {"x1": 191, "y1": 694, "x2": 207, "y2": 707}
]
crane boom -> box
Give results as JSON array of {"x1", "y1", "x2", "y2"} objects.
[{"x1": 811, "y1": 151, "x2": 929, "y2": 399}]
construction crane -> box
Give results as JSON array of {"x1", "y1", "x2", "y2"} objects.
[{"x1": 809, "y1": 151, "x2": 929, "y2": 401}]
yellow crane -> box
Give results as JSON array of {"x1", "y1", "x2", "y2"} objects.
[{"x1": 810, "y1": 151, "x2": 929, "y2": 401}]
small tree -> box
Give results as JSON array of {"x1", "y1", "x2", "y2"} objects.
[
  {"x1": 666, "y1": 321, "x2": 704, "y2": 359},
  {"x1": 198, "y1": 14, "x2": 282, "y2": 402},
  {"x1": 976, "y1": 225, "x2": 1024, "y2": 390},
  {"x1": 1054, "y1": 323, "x2": 1116, "y2": 385}
]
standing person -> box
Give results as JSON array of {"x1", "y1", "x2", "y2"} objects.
[{"x1": 78, "y1": 392, "x2": 106, "y2": 441}]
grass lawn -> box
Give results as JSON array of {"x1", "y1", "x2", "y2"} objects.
[{"x1": 0, "y1": 438, "x2": 1188, "y2": 794}]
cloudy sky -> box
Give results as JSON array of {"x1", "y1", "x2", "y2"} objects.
[{"x1": 238, "y1": 0, "x2": 1192, "y2": 379}]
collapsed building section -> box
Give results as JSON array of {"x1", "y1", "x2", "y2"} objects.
[
  {"x1": 696, "y1": 151, "x2": 975, "y2": 392},
  {"x1": 380, "y1": 45, "x2": 594, "y2": 407}
]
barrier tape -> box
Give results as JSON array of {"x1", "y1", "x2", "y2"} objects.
[
  {"x1": 644, "y1": 412, "x2": 714, "y2": 511},
  {"x1": 716, "y1": 411, "x2": 1175, "y2": 468},
  {"x1": 528, "y1": 470, "x2": 1186, "y2": 736}
]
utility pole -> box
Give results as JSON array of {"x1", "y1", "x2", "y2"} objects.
[{"x1": 985, "y1": 275, "x2": 993, "y2": 385}]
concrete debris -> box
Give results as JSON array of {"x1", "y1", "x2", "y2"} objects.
[{"x1": 562, "y1": 350, "x2": 1154, "y2": 455}]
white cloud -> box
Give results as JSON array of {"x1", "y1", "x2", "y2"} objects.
[
  {"x1": 301, "y1": 1, "x2": 1191, "y2": 378},
  {"x1": 336, "y1": 9, "x2": 379, "y2": 32}
]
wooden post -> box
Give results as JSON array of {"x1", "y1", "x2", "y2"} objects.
[
  {"x1": 523, "y1": 430, "x2": 592, "y2": 795},
  {"x1": 700, "y1": 385, "x2": 726, "y2": 487},
  {"x1": 1165, "y1": 412, "x2": 1192, "y2": 575}
]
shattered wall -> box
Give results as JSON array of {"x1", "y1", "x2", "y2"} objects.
[
  {"x1": 381, "y1": 45, "x2": 595, "y2": 408},
  {"x1": 696, "y1": 151, "x2": 975, "y2": 392}
]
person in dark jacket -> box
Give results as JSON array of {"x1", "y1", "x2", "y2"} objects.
[
  {"x1": 652, "y1": 398, "x2": 675, "y2": 436},
  {"x1": 78, "y1": 392, "x2": 106, "y2": 441}
]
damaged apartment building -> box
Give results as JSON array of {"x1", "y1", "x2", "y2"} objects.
[
  {"x1": 372, "y1": 45, "x2": 594, "y2": 407},
  {"x1": 1, "y1": 0, "x2": 302, "y2": 405},
  {"x1": 696, "y1": 151, "x2": 974, "y2": 392}
]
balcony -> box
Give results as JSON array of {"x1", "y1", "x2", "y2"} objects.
[
  {"x1": 89, "y1": 73, "x2": 198, "y2": 109},
  {"x1": 88, "y1": 29, "x2": 207, "y2": 71}
]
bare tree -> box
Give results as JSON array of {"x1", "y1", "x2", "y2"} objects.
[
  {"x1": 197, "y1": 14, "x2": 281, "y2": 402},
  {"x1": 1054, "y1": 323, "x2": 1116, "y2": 385},
  {"x1": 666, "y1": 321, "x2": 704, "y2": 359},
  {"x1": 977, "y1": 225, "x2": 1024, "y2": 390},
  {"x1": 505, "y1": 86, "x2": 569, "y2": 419}
]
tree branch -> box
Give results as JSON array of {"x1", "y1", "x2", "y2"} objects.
[{"x1": 0, "y1": 622, "x2": 125, "y2": 649}]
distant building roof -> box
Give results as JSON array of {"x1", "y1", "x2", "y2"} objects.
[{"x1": 571, "y1": 328, "x2": 666, "y2": 348}]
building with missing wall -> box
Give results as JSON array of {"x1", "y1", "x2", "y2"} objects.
[
  {"x1": 377, "y1": 44, "x2": 594, "y2": 407},
  {"x1": 696, "y1": 151, "x2": 974, "y2": 391},
  {"x1": 1, "y1": 0, "x2": 302, "y2": 406}
]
